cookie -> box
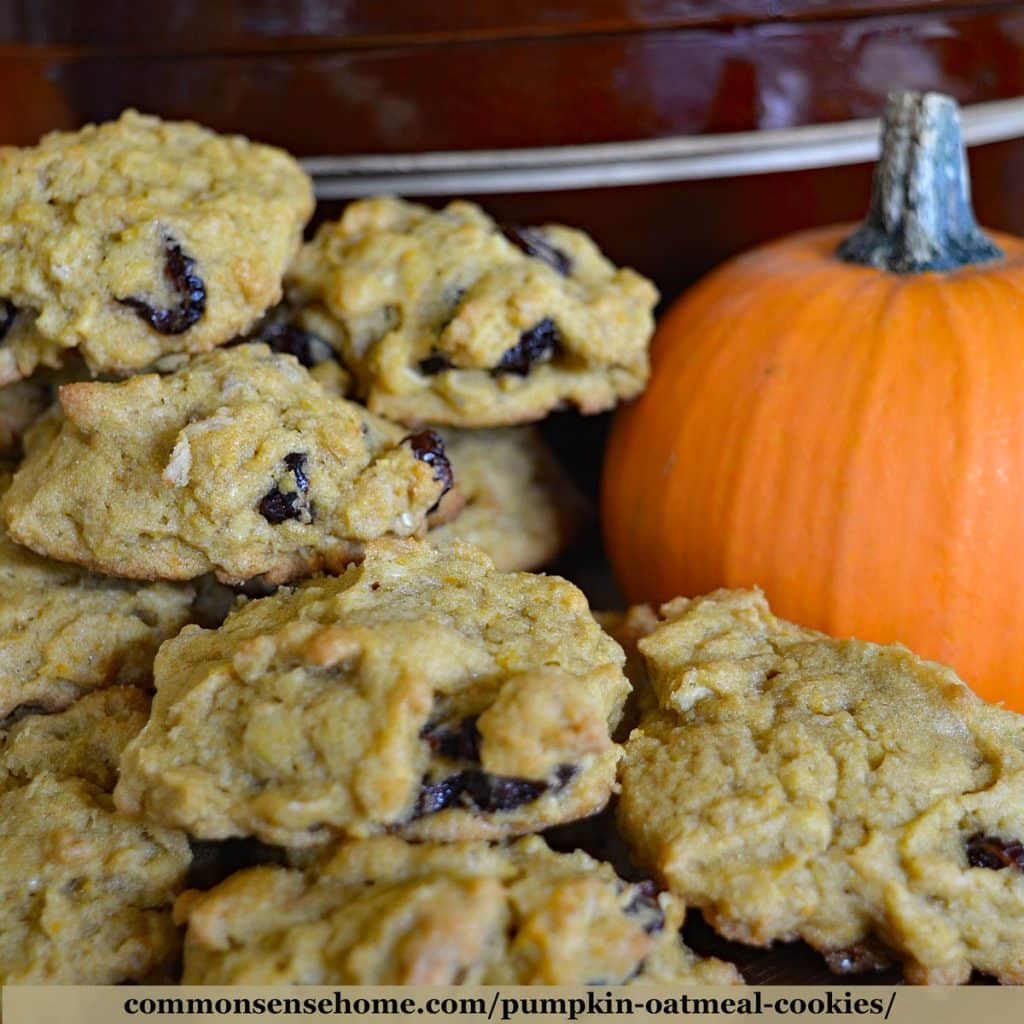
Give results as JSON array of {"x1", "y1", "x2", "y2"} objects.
[
  {"x1": 114, "y1": 540, "x2": 629, "y2": 847},
  {"x1": 428, "y1": 427, "x2": 585, "y2": 571},
  {"x1": 0, "y1": 110, "x2": 313, "y2": 383},
  {"x1": 0, "y1": 685, "x2": 151, "y2": 793},
  {"x1": 0, "y1": 689, "x2": 191, "y2": 984},
  {"x1": 176, "y1": 834, "x2": 741, "y2": 985},
  {"x1": 618, "y1": 588, "x2": 1024, "y2": 985},
  {"x1": 0, "y1": 462, "x2": 196, "y2": 715},
  {"x1": 285, "y1": 197, "x2": 658, "y2": 426},
  {"x1": 0, "y1": 344, "x2": 454, "y2": 584},
  {"x1": 0, "y1": 776, "x2": 190, "y2": 984}
]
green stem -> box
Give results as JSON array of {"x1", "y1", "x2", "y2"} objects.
[{"x1": 837, "y1": 91, "x2": 1003, "y2": 273}]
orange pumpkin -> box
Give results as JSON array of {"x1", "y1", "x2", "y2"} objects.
[{"x1": 603, "y1": 91, "x2": 1024, "y2": 709}]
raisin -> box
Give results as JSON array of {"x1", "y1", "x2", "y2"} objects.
[
  {"x1": 412, "y1": 770, "x2": 546, "y2": 815},
  {"x1": 404, "y1": 430, "x2": 454, "y2": 508},
  {"x1": 461, "y1": 771, "x2": 550, "y2": 812},
  {"x1": 501, "y1": 224, "x2": 572, "y2": 276},
  {"x1": 411, "y1": 762, "x2": 575, "y2": 818},
  {"x1": 258, "y1": 490, "x2": 301, "y2": 524},
  {"x1": 415, "y1": 706, "x2": 576, "y2": 819},
  {"x1": 420, "y1": 715, "x2": 482, "y2": 763},
  {"x1": 966, "y1": 832, "x2": 1024, "y2": 871},
  {"x1": 492, "y1": 318, "x2": 560, "y2": 376},
  {"x1": 117, "y1": 236, "x2": 206, "y2": 335},
  {"x1": 623, "y1": 879, "x2": 666, "y2": 935},
  {"x1": 260, "y1": 322, "x2": 335, "y2": 368},
  {"x1": 418, "y1": 352, "x2": 452, "y2": 375},
  {"x1": 0, "y1": 300, "x2": 16, "y2": 343},
  {"x1": 258, "y1": 453, "x2": 311, "y2": 525}
]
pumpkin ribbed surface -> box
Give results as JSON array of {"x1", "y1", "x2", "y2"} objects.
[{"x1": 604, "y1": 224, "x2": 1024, "y2": 708}]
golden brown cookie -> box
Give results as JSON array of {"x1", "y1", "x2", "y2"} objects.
[
  {"x1": 0, "y1": 111, "x2": 313, "y2": 382},
  {"x1": 286, "y1": 197, "x2": 657, "y2": 426},
  {"x1": 115, "y1": 541, "x2": 629, "y2": 847},
  {"x1": 618, "y1": 588, "x2": 1024, "y2": 985},
  {"x1": 0, "y1": 689, "x2": 190, "y2": 984},
  {"x1": 0, "y1": 685, "x2": 150, "y2": 793},
  {"x1": 1, "y1": 345, "x2": 453, "y2": 584},
  {"x1": 176, "y1": 834, "x2": 742, "y2": 985},
  {"x1": 0, "y1": 377, "x2": 56, "y2": 456}
]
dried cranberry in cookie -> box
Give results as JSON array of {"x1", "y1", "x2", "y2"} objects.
[
  {"x1": 242, "y1": 302, "x2": 352, "y2": 397},
  {"x1": 403, "y1": 429, "x2": 454, "y2": 502},
  {"x1": 500, "y1": 224, "x2": 573, "y2": 276},
  {"x1": 117, "y1": 235, "x2": 207, "y2": 335},
  {"x1": 425, "y1": 426, "x2": 585, "y2": 572}
]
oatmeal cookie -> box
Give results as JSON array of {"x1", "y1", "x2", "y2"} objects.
[
  {"x1": 0, "y1": 110, "x2": 313, "y2": 383},
  {"x1": 428, "y1": 427, "x2": 585, "y2": 571},
  {"x1": 0, "y1": 685, "x2": 150, "y2": 793},
  {"x1": 286, "y1": 197, "x2": 658, "y2": 426},
  {"x1": 0, "y1": 776, "x2": 190, "y2": 984},
  {"x1": 115, "y1": 541, "x2": 629, "y2": 847},
  {"x1": 0, "y1": 464, "x2": 195, "y2": 715},
  {"x1": 0, "y1": 345, "x2": 453, "y2": 584},
  {"x1": 0, "y1": 689, "x2": 190, "y2": 984},
  {"x1": 618, "y1": 588, "x2": 1024, "y2": 985},
  {"x1": 176, "y1": 834, "x2": 741, "y2": 985}
]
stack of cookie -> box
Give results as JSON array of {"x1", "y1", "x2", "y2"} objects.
[{"x1": 0, "y1": 111, "x2": 740, "y2": 986}]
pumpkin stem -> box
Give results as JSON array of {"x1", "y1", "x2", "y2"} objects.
[{"x1": 837, "y1": 91, "x2": 1003, "y2": 273}]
